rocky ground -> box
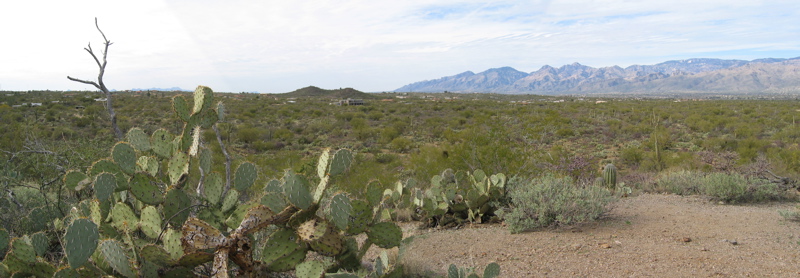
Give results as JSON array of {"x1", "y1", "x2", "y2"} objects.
[{"x1": 385, "y1": 193, "x2": 800, "y2": 277}]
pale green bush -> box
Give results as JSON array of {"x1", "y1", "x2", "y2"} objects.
[{"x1": 503, "y1": 174, "x2": 615, "y2": 233}]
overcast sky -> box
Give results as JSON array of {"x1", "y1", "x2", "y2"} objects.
[{"x1": 2, "y1": 0, "x2": 798, "y2": 93}]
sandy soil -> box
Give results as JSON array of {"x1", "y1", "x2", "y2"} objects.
[{"x1": 390, "y1": 193, "x2": 800, "y2": 277}]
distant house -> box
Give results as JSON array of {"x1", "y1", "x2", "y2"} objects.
[
  {"x1": 30, "y1": 103, "x2": 42, "y2": 107},
  {"x1": 338, "y1": 98, "x2": 364, "y2": 106},
  {"x1": 75, "y1": 105, "x2": 85, "y2": 110}
]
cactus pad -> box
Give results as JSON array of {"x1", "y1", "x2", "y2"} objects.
[
  {"x1": 172, "y1": 95, "x2": 190, "y2": 122},
  {"x1": 262, "y1": 228, "x2": 308, "y2": 272},
  {"x1": 150, "y1": 128, "x2": 174, "y2": 159},
  {"x1": 260, "y1": 192, "x2": 287, "y2": 213},
  {"x1": 193, "y1": 85, "x2": 214, "y2": 114},
  {"x1": 30, "y1": 232, "x2": 48, "y2": 257},
  {"x1": 483, "y1": 262, "x2": 501, "y2": 278},
  {"x1": 93, "y1": 172, "x2": 117, "y2": 201},
  {"x1": 99, "y1": 239, "x2": 135, "y2": 278},
  {"x1": 163, "y1": 228, "x2": 184, "y2": 260},
  {"x1": 126, "y1": 127, "x2": 151, "y2": 152},
  {"x1": 296, "y1": 260, "x2": 326, "y2": 278},
  {"x1": 167, "y1": 151, "x2": 189, "y2": 186},
  {"x1": 199, "y1": 147, "x2": 212, "y2": 175},
  {"x1": 64, "y1": 171, "x2": 90, "y2": 191},
  {"x1": 137, "y1": 155, "x2": 159, "y2": 177},
  {"x1": 0, "y1": 228, "x2": 8, "y2": 255},
  {"x1": 328, "y1": 148, "x2": 353, "y2": 176},
  {"x1": 329, "y1": 193, "x2": 352, "y2": 231},
  {"x1": 89, "y1": 159, "x2": 128, "y2": 191},
  {"x1": 139, "y1": 206, "x2": 162, "y2": 239},
  {"x1": 129, "y1": 172, "x2": 165, "y2": 205},
  {"x1": 163, "y1": 188, "x2": 192, "y2": 227},
  {"x1": 112, "y1": 142, "x2": 137, "y2": 175},
  {"x1": 64, "y1": 218, "x2": 99, "y2": 269},
  {"x1": 204, "y1": 172, "x2": 224, "y2": 205},
  {"x1": 177, "y1": 251, "x2": 215, "y2": 267},
  {"x1": 317, "y1": 148, "x2": 331, "y2": 179},
  {"x1": 110, "y1": 202, "x2": 138, "y2": 232},
  {"x1": 140, "y1": 244, "x2": 176, "y2": 266},
  {"x1": 221, "y1": 188, "x2": 239, "y2": 213},
  {"x1": 284, "y1": 170, "x2": 312, "y2": 210},
  {"x1": 346, "y1": 200, "x2": 372, "y2": 235},
  {"x1": 234, "y1": 162, "x2": 257, "y2": 192},
  {"x1": 367, "y1": 222, "x2": 402, "y2": 249}
]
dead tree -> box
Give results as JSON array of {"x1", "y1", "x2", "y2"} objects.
[{"x1": 67, "y1": 17, "x2": 123, "y2": 140}]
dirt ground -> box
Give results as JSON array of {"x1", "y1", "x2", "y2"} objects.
[{"x1": 388, "y1": 193, "x2": 800, "y2": 277}]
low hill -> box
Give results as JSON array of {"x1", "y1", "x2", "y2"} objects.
[{"x1": 281, "y1": 86, "x2": 377, "y2": 99}]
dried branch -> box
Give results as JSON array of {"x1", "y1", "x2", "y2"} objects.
[{"x1": 67, "y1": 17, "x2": 123, "y2": 140}]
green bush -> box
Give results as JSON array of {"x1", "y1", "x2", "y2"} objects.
[
  {"x1": 650, "y1": 170, "x2": 703, "y2": 195},
  {"x1": 699, "y1": 172, "x2": 748, "y2": 202},
  {"x1": 503, "y1": 174, "x2": 614, "y2": 233},
  {"x1": 700, "y1": 173, "x2": 788, "y2": 203}
]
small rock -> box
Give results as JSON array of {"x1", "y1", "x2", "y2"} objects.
[
  {"x1": 700, "y1": 247, "x2": 709, "y2": 251},
  {"x1": 599, "y1": 243, "x2": 612, "y2": 249},
  {"x1": 680, "y1": 237, "x2": 692, "y2": 242}
]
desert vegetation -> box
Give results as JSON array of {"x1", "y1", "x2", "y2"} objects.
[{"x1": 0, "y1": 85, "x2": 798, "y2": 277}]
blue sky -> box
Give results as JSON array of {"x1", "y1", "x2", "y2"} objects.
[{"x1": 1, "y1": 0, "x2": 798, "y2": 93}]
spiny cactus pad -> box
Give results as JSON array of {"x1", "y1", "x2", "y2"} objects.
[
  {"x1": 177, "y1": 251, "x2": 215, "y2": 267},
  {"x1": 367, "y1": 222, "x2": 402, "y2": 249},
  {"x1": 163, "y1": 228, "x2": 184, "y2": 260},
  {"x1": 234, "y1": 162, "x2": 257, "y2": 192},
  {"x1": 140, "y1": 244, "x2": 176, "y2": 266},
  {"x1": 328, "y1": 149, "x2": 353, "y2": 176},
  {"x1": 346, "y1": 200, "x2": 372, "y2": 235},
  {"x1": 261, "y1": 192, "x2": 287, "y2": 213},
  {"x1": 317, "y1": 148, "x2": 331, "y2": 180},
  {"x1": 483, "y1": 262, "x2": 501, "y2": 278},
  {"x1": 139, "y1": 205, "x2": 162, "y2": 239},
  {"x1": 150, "y1": 128, "x2": 174, "y2": 159},
  {"x1": 172, "y1": 95, "x2": 190, "y2": 122},
  {"x1": 89, "y1": 159, "x2": 128, "y2": 191},
  {"x1": 168, "y1": 151, "x2": 189, "y2": 186},
  {"x1": 64, "y1": 170, "x2": 90, "y2": 191},
  {"x1": 126, "y1": 127, "x2": 151, "y2": 152},
  {"x1": 64, "y1": 218, "x2": 99, "y2": 269},
  {"x1": 221, "y1": 188, "x2": 239, "y2": 213},
  {"x1": 329, "y1": 193, "x2": 352, "y2": 231},
  {"x1": 204, "y1": 172, "x2": 224, "y2": 205},
  {"x1": 193, "y1": 85, "x2": 214, "y2": 114},
  {"x1": 130, "y1": 172, "x2": 165, "y2": 205},
  {"x1": 112, "y1": 142, "x2": 137, "y2": 175},
  {"x1": 164, "y1": 188, "x2": 192, "y2": 227},
  {"x1": 137, "y1": 155, "x2": 159, "y2": 177},
  {"x1": 262, "y1": 229, "x2": 308, "y2": 272},
  {"x1": 296, "y1": 260, "x2": 326, "y2": 278},
  {"x1": 99, "y1": 239, "x2": 135, "y2": 278},
  {"x1": 199, "y1": 147, "x2": 212, "y2": 174},
  {"x1": 284, "y1": 170, "x2": 313, "y2": 210},
  {"x1": 110, "y1": 202, "x2": 138, "y2": 232},
  {"x1": 30, "y1": 232, "x2": 48, "y2": 257},
  {"x1": 93, "y1": 172, "x2": 117, "y2": 201}
]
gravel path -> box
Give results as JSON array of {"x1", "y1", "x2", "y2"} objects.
[{"x1": 393, "y1": 193, "x2": 800, "y2": 277}]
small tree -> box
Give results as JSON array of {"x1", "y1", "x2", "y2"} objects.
[{"x1": 67, "y1": 17, "x2": 122, "y2": 140}]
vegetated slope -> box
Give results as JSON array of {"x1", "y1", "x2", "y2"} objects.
[
  {"x1": 395, "y1": 57, "x2": 800, "y2": 94},
  {"x1": 281, "y1": 86, "x2": 378, "y2": 99}
]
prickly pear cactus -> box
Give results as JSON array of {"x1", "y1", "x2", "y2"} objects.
[{"x1": 64, "y1": 218, "x2": 99, "y2": 269}]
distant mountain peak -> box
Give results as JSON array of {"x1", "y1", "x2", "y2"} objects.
[{"x1": 394, "y1": 57, "x2": 800, "y2": 94}]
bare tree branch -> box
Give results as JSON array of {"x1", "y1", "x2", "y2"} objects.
[{"x1": 67, "y1": 17, "x2": 123, "y2": 140}]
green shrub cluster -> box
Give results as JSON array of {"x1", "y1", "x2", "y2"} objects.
[
  {"x1": 502, "y1": 175, "x2": 615, "y2": 233},
  {"x1": 651, "y1": 170, "x2": 791, "y2": 203}
]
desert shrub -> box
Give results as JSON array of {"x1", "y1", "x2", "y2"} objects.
[
  {"x1": 650, "y1": 170, "x2": 703, "y2": 195},
  {"x1": 699, "y1": 172, "x2": 748, "y2": 202},
  {"x1": 503, "y1": 174, "x2": 614, "y2": 233},
  {"x1": 699, "y1": 173, "x2": 788, "y2": 203}
]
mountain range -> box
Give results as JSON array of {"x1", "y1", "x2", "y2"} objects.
[{"x1": 394, "y1": 57, "x2": 800, "y2": 94}]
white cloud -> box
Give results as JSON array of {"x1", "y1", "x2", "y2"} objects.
[{"x1": 0, "y1": 0, "x2": 797, "y2": 92}]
